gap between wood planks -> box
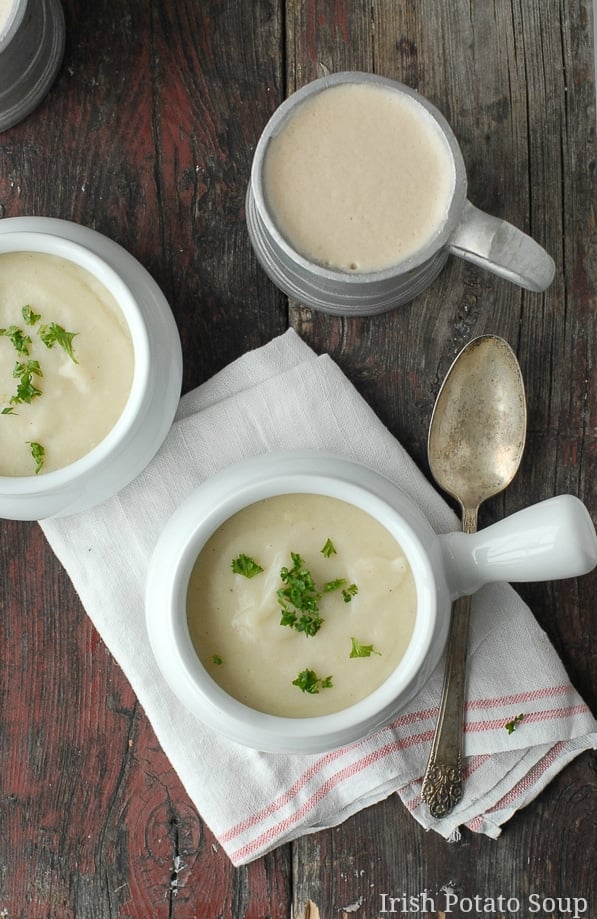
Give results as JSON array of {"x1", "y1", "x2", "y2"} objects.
[{"x1": 302, "y1": 902, "x2": 508, "y2": 919}]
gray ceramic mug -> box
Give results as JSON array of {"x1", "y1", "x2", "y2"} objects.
[
  {"x1": 0, "y1": 0, "x2": 65, "y2": 133},
  {"x1": 246, "y1": 72, "x2": 555, "y2": 316}
]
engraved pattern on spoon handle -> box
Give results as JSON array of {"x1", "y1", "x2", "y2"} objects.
[{"x1": 421, "y1": 592, "x2": 471, "y2": 817}]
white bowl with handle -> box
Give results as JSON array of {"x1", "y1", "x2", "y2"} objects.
[{"x1": 145, "y1": 451, "x2": 597, "y2": 753}]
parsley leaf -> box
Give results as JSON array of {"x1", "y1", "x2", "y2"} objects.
[
  {"x1": 27, "y1": 441, "x2": 45, "y2": 474},
  {"x1": 38, "y1": 322, "x2": 79, "y2": 363},
  {"x1": 13, "y1": 359, "x2": 42, "y2": 379},
  {"x1": 505, "y1": 713, "x2": 525, "y2": 734},
  {"x1": 321, "y1": 538, "x2": 336, "y2": 558},
  {"x1": 292, "y1": 669, "x2": 333, "y2": 694},
  {"x1": 323, "y1": 578, "x2": 347, "y2": 593},
  {"x1": 10, "y1": 372, "x2": 42, "y2": 405},
  {"x1": 0, "y1": 325, "x2": 32, "y2": 355},
  {"x1": 349, "y1": 637, "x2": 381, "y2": 658},
  {"x1": 212, "y1": 654, "x2": 223, "y2": 665},
  {"x1": 342, "y1": 584, "x2": 358, "y2": 603},
  {"x1": 22, "y1": 305, "x2": 41, "y2": 326},
  {"x1": 231, "y1": 554, "x2": 264, "y2": 578}
]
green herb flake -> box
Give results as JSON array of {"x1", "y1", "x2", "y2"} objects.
[
  {"x1": 323, "y1": 578, "x2": 347, "y2": 593},
  {"x1": 10, "y1": 373, "x2": 42, "y2": 405},
  {"x1": 21, "y1": 305, "x2": 41, "y2": 326},
  {"x1": 342, "y1": 584, "x2": 359, "y2": 603},
  {"x1": 321, "y1": 538, "x2": 336, "y2": 558},
  {"x1": 13, "y1": 359, "x2": 42, "y2": 379},
  {"x1": 278, "y1": 552, "x2": 323, "y2": 637},
  {"x1": 28, "y1": 441, "x2": 45, "y2": 475},
  {"x1": 38, "y1": 322, "x2": 79, "y2": 363},
  {"x1": 1, "y1": 407, "x2": 15, "y2": 415},
  {"x1": 505, "y1": 713, "x2": 525, "y2": 734},
  {"x1": 212, "y1": 654, "x2": 223, "y2": 666},
  {"x1": 349, "y1": 637, "x2": 381, "y2": 659},
  {"x1": 231, "y1": 554, "x2": 264, "y2": 578},
  {"x1": 0, "y1": 325, "x2": 32, "y2": 356},
  {"x1": 292, "y1": 668, "x2": 333, "y2": 694}
]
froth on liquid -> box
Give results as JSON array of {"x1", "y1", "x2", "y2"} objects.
[
  {"x1": 263, "y1": 82, "x2": 456, "y2": 273},
  {"x1": 0, "y1": 0, "x2": 16, "y2": 36}
]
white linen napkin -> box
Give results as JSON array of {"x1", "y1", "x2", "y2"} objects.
[{"x1": 41, "y1": 329, "x2": 597, "y2": 865}]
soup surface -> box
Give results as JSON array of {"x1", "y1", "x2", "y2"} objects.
[
  {"x1": 262, "y1": 82, "x2": 455, "y2": 273},
  {"x1": 0, "y1": 251, "x2": 134, "y2": 475},
  {"x1": 187, "y1": 493, "x2": 417, "y2": 717}
]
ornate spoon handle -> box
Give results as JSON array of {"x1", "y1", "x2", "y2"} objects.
[{"x1": 421, "y1": 592, "x2": 471, "y2": 818}]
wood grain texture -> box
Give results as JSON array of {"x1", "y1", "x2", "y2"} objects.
[{"x1": 0, "y1": 0, "x2": 595, "y2": 916}]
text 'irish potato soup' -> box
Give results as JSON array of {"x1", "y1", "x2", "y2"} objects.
[
  {"x1": 0, "y1": 252, "x2": 134, "y2": 476},
  {"x1": 186, "y1": 493, "x2": 417, "y2": 717}
]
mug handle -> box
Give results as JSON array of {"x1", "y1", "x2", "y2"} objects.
[{"x1": 448, "y1": 200, "x2": 555, "y2": 292}]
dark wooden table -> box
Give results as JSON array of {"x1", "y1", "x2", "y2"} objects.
[{"x1": 1, "y1": 1, "x2": 596, "y2": 916}]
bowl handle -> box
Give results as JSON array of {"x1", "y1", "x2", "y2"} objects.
[{"x1": 439, "y1": 494, "x2": 597, "y2": 598}]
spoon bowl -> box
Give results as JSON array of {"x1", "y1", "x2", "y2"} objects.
[{"x1": 428, "y1": 336, "x2": 527, "y2": 515}]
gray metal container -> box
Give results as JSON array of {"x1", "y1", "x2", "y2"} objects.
[
  {"x1": 246, "y1": 72, "x2": 555, "y2": 316},
  {"x1": 0, "y1": 0, "x2": 65, "y2": 133}
]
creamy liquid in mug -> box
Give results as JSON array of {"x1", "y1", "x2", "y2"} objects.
[
  {"x1": 0, "y1": 252, "x2": 135, "y2": 475},
  {"x1": 187, "y1": 493, "x2": 417, "y2": 717},
  {"x1": 263, "y1": 82, "x2": 456, "y2": 272},
  {"x1": 0, "y1": 0, "x2": 15, "y2": 36}
]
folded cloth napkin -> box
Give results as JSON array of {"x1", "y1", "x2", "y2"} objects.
[{"x1": 41, "y1": 329, "x2": 597, "y2": 865}]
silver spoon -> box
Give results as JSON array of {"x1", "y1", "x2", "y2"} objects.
[{"x1": 421, "y1": 335, "x2": 527, "y2": 818}]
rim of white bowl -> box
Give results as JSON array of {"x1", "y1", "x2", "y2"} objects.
[{"x1": 0, "y1": 231, "x2": 150, "y2": 493}]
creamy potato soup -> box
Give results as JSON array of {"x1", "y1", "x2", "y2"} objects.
[
  {"x1": 187, "y1": 493, "x2": 417, "y2": 717},
  {"x1": 0, "y1": 252, "x2": 134, "y2": 475},
  {"x1": 263, "y1": 82, "x2": 455, "y2": 273}
]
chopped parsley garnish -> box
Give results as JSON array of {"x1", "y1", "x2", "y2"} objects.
[
  {"x1": 292, "y1": 669, "x2": 333, "y2": 694},
  {"x1": 278, "y1": 552, "x2": 323, "y2": 636},
  {"x1": 231, "y1": 554, "x2": 264, "y2": 578},
  {"x1": 342, "y1": 584, "x2": 358, "y2": 603},
  {"x1": 322, "y1": 579, "x2": 358, "y2": 601},
  {"x1": 505, "y1": 713, "x2": 525, "y2": 734},
  {"x1": 38, "y1": 322, "x2": 78, "y2": 363},
  {"x1": 1, "y1": 305, "x2": 80, "y2": 474},
  {"x1": 22, "y1": 305, "x2": 41, "y2": 326},
  {"x1": 321, "y1": 538, "x2": 336, "y2": 558},
  {"x1": 0, "y1": 325, "x2": 32, "y2": 355},
  {"x1": 28, "y1": 442, "x2": 45, "y2": 475},
  {"x1": 9, "y1": 359, "x2": 44, "y2": 406},
  {"x1": 212, "y1": 654, "x2": 223, "y2": 666},
  {"x1": 11, "y1": 372, "x2": 42, "y2": 405},
  {"x1": 228, "y1": 544, "x2": 363, "y2": 651},
  {"x1": 349, "y1": 637, "x2": 381, "y2": 658},
  {"x1": 13, "y1": 359, "x2": 42, "y2": 379}
]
